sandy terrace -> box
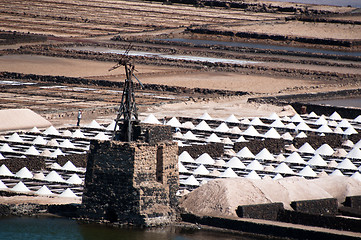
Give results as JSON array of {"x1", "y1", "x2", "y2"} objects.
[
  {"x1": 212, "y1": 21, "x2": 361, "y2": 40},
  {"x1": 0, "y1": 55, "x2": 181, "y2": 78},
  {"x1": 0, "y1": 54, "x2": 334, "y2": 94}
]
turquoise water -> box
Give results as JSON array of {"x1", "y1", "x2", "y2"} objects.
[
  {"x1": 263, "y1": 0, "x2": 361, "y2": 8},
  {"x1": 0, "y1": 217, "x2": 255, "y2": 240},
  {"x1": 159, "y1": 38, "x2": 361, "y2": 57},
  {"x1": 309, "y1": 98, "x2": 361, "y2": 108}
]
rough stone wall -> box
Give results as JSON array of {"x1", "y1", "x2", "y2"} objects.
[{"x1": 81, "y1": 140, "x2": 178, "y2": 226}]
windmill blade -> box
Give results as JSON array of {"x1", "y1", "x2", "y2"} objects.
[
  {"x1": 132, "y1": 73, "x2": 144, "y2": 89},
  {"x1": 124, "y1": 43, "x2": 132, "y2": 55},
  {"x1": 108, "y1": 63, "x2": 121, "y2": 72}
]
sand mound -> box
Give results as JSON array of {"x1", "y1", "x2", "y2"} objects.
[
  {"x1": 179, "y1": 176, "x2": 361, "y2": 217},
  {"x1": 0, "y1": 109, "x2": 51, "y2": 132}
]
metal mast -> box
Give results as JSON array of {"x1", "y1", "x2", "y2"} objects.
[{"x1": 109, "y1": 45, "x2": 144, "y2": 141}]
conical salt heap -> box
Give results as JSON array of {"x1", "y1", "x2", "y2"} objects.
[
  {"x1": 59, "y1": 188, "x2": 78, "y2": 198},
  {"x1": 285, "y1": 152, "x2": 305, "y2": 164},
  {"x1": 8, "y1": 133, "x2": 24, "y2": 143},
  {"x1": 15, "y1": 167, "x2": 33, "y2": 179},
  {"x1": 255, "y1": 148, "x2": 275, "y2": 161},
  {"x1": 178, "y1": 151, "x2": 194, "y2": 163},
  {"x1": 193, "y1": 164, "x2": 210, "y2": 175},
  {"x1": 195, "y1": 153, "x2": 215, "y2": 165},
  {"x1": 298, "y1": 166, "x2": 317, "y2": 177},
  {"x1": 273, "y1": 173, "x2": 283, "y2": 180},
  {"x1": 72, "y1": 129, "x2": 85, "y2": 138},
  {"x1": 295, "y1": 122, "x2": 311, "y2": 131},
  {"x1": 264, "y1": 128, "x2": 281, "y2": 139},
  {"x1": 273, "y1": 162, "x2": 295, "y2": 174},
  {"x1": 62, "y1": 130, "x2": 72, "y2": 137},
  {"x1": 25, "y1": 145, "x2": 40, "y2": 156},
  {"x1": 267, "y1": 112, "x2": 280, "y2": 120},
  {"x1": 195, "y1": 120, "x2": 212, "y2": 131},
  {"x1": 166, "y1": 117, "x2": 182, "y2": 128},
  {"x1": 66, "y1": 173, "x2": 83, "y2": 185},
  {"x1": 222, "y1": 137, "x2": 233, "y2": 145},
  {"x1": 45, "y1": 170, "x2": 65, "y2": 183},
  {"x1": 32, "y1": 136, "x2": 47, "y2": 145},
  {"x1": 106, "y1": 120, "x2": 118, "y2": 131},
  {"x1": 236, "y1": 136, "x2": 247, "y2": 142},
  {"x1": 182, "y1": 175, "x2": 200, "y2": 186},
  {"x1": 60, "y1": 139, "x2": 76, "y2": 148},
  {"x1": 351, "y1": 172, "x2": 361, "y2": 182},
  {"x1": 0, "y1": 180, "x2": 7, "y2": 189},
  {"x1": 246, "y1": 160, "x2": 264, "y2": 171},
  {"x1": 0, "y1": 143, "x2": 14, "y2": 152},
  {"x1": 346, "y1": 148, "x2": 361, "y2": 160},
  {"x1": 29, "y1": 126, "x2": 40, "y2": 133},
  {"x1": 245, "y1": 170, "x2": 261, "y2": 180},
  {"x1": 317, "y1": 124, "x2": 333, "y2": 133},
  {"x1": 330, "y1": 169, "x2": 344, "y2": 176},
  {"x1": 354, "y1": 115, "x2": 361, "y2": 123},
  {"x1": 182, "y1": 121, "x2": 195, "y2": 129},
  {"x1": 344, "y1": 126, "x2": 358, "y2": 135},
  {"x1": 281, "y1": 132, "x2": 293, "y2": 141},
  {"x1": 298, "y1": 142, "x2": 315, "y2": 154},
  {"x1": 62, "y1": 161, "x2": 78, "y2": 171},
  {"x1": 249, "y1": 117, "x2": 265, "y2": 126},
  {"x1": 198, "y1": 112, "x2": 212, "y2": 120},
  {"x1": 35, "y1": 185, "x2": 54, "y2": 195},
  {"x1": 43, "y1": 126, "x2": 60, "y2": 135},
  {"x1": 237, "y1": 147, "x2": 255, "y2": 159},
  {"x1": 87, "y1": 120, "x2": 104, "y2": 128},
  {"x1": 0, "y1": 164, "x2": 13, "y2": 176},
  {"x1": 243, "y1": 126, "x2": 260, "y2": 137},
  {"x1": 290, "y1": 114, "x2": 303, "y2": 123},
  {"x1": 46, "y1": 139, "x2": 59, "y2": 147},
  {"x1": 225, "y1": 114, "x2": 240, "y2": 123},
  {"x1": 295, "y1": 132, "x2": 307, "y2": 138},
  {"x1": 337, "y1": 119, "x2": 351, "y2": 128},
  {"x1": 33, "y1": 172, "x2": 45, "y2": 180},
  {"x1": 215, "y1": 123, "x2": 229, "y2": 132},
  {"x1": 183, "y1": 131, "x2": 198, "y2": 141},
  {"x1": 178, "y1": 162, "x2": 189, "y2": 173},
  {"x1": 315, "y1": 144, "x2": 334, "y2": 156},
  {"x1": 206, "y1": 133, "x2": 221, "y2": 143},
  {"x1": 314, "y1": 116, "x2": 327, "y2": 125},
  {"x1": 270, "y1": 119, "x2": 285, "y2": 128},
  {"x1": 307, "y1": 112, "x2": 318, "y2": 118},
  {"x1": 225, "y1": 157, "x2": 246, "y2": 169},
  {"x1": 329, "y1": 111, "x2": 342, "y2": 121},
  {"x1": 336, "y1": 158, "x2": 357, "y2": 170},
  {"x1": 12, "y1": 181, "x2": 30, "y2": 192},
  {"x1": 230, "y1": 126, "x2": 242, "y2": 134},
  {"x1": 94, "y1": 132, "x2": 109, "y2": 141},
  {"x1": 307, "y1": 154, "x2": 327, "y2": 166},
  {"x1": 220, "y1": 168, "x2": 238, "y2": 178}
]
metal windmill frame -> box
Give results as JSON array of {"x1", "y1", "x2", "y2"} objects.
[{"x1": 109, "y1": 44, "x2": 144, "y2": 142}]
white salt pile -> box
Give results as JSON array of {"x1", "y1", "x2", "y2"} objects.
[{"x1": 179, "y1": 176, "x2": 361, "y2": 217}]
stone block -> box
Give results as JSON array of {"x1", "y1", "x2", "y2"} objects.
[
  {"x1": 236, "y1": 203, "x2": 284, "y2": 221},
  {"x1": 290, "y1": 198, "x2": 338, "y2": 215}
]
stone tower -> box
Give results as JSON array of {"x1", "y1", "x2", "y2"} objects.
[{"x1": 81, "y1": 124, "x2": 179, "y2": 226}]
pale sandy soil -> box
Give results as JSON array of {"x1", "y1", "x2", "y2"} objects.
[
  {"x1": 0, "y1": 55, "x2": 179, "y2": 78},
  {"x1": 140, "y1": 95, "x2": 296, "y2": 120},
  {"x1": 0, "y1": 195, "x2": 81, "y2": 205},
  {"x1": 140, "y1": 71, "x2": 323, "y2": 94},
  {"x1": 180, "y1": 176, "x2": 361, "y2": 217},
  {"x1": 213, "y1": 21, "x2": 361, "y2": 40},
  {"x1": 0, "y1": 54, "x2": 333, "y2": 94}
]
